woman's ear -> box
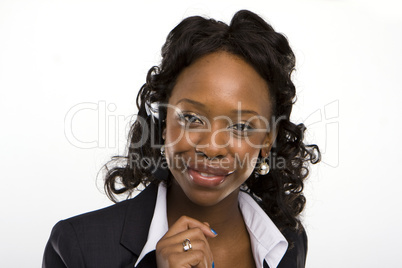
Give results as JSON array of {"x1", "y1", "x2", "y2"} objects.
[
  {"x1": 261, "y1": 130, "x2": 277, "y2": 157},
  {"x1": 162, "y1": 128, "x2": 166, "y2": 140}
]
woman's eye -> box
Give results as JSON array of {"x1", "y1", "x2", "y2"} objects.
[
  {"x1": 230, "y1": 123, "x2": 253, "y2": 135},
  {"x1": 178, "y1": 113, "x2": 204, "y2": 126}
]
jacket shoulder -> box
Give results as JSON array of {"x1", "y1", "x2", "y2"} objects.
[
  {"x1": 65, "y1": 195, "x2": 131, "y2": 228},
  {"x1": 42, "y1": 184, "x2": 158, "y2": 268},
  {"x1": 277, "y1": 226, "x2": 308, "y2": 268},
  {"x1": 63, "y1": 183, "x2": 158, "y2": 230}
]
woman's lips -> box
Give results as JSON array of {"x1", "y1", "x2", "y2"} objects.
[{"x1": 186, "y1": 166, "x2": 234, "y2": 187}]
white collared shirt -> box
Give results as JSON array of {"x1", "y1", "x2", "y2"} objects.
[{"x1": 134, "y1": 183, "x2": 288, "y2": 268}]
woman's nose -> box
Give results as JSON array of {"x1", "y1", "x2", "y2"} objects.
[{"x1": 194, "y1": 127, "x2": 229, "y2": 160}]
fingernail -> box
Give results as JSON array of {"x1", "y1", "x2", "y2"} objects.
[
  {"x1": 211, "y1": 228, "x2": 218, "y2": 235},
  {"x1": 212, "y1": 261, "x2": 215, "y2": 268}
]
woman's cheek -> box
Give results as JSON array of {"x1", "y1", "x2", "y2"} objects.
[
  {"x1": 165, "y1": 122, "x2": 187, "y2": 149},
  {"x1": 234, "y1": 145, "x2": 260, "y2": 173}
]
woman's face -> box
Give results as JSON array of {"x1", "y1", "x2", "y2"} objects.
[{"x1": 164, "y1": 51, "x2": 274, "y2": 206}]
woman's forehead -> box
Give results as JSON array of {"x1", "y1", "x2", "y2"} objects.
[{"x1": 169, "y1": 51, "x2": 272, "y2": 117}]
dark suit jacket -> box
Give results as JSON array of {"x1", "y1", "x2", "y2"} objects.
[{"x1": 43, "y1": 183, "x2": 307, "y2": 268}]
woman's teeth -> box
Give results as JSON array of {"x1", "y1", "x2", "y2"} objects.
[{"x1": 200, "y1": 172, "x2": 215, "y2": 177}]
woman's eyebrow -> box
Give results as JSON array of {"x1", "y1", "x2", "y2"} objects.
[
  {"x1": 176, "y1": 98, "x2": 205, "y2": 107},
  {"x1": 176, "y1": 99, "x2": 260, "y2": 116},
  {"x1": 230, "y1": 109, "x2": 259, "y2": 116}
]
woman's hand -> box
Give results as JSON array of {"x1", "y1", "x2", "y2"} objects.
[{"x1": 156, "y1": 216, "x2": 217, "y2": 268}]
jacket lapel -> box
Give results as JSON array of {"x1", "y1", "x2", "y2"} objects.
[{"x1": 120, "y1": 183, "x2": 158, "y2": 257}]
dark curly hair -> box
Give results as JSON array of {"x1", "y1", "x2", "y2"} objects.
[{"x1": 104, "y1": 10, "x2": 320, "y2": 232}]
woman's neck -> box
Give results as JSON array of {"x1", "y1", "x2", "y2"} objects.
[
  {"x1": 166, "y1": 180, "x2": 256, "y2": 268},
  {"x1": 166, "y1": 180, "x2": 244, "y2": 239}
]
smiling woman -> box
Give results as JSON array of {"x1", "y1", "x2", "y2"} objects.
[
  {"x1": 164, "y1": 52, "x2": 273, "y2": 208},
  {"x1": 43, "y1": 10, "x2": 320, "y2": 268}
]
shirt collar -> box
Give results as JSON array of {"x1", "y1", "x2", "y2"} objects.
[
  {"x1": 238, "y1": 191, "x2": 288, "y2": 268},
  {"x1": 134, "y1": 184, "x2": 288, "y2": 268},
  {"x1": 134, "y1": 183, "x2": 168, "y2": 267}
]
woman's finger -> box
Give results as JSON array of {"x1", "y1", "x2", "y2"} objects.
[
  {"x1": 156, "y1": 230, "x2": 214, "y2": 266},
  {"x1": 157, "y1": 249, "x2": 211, "y2": 268},
  {"x1": 157, "y1": 238, "x2": 212, "y2": 259},
  {"x1": 164, "y1": 215, "x2": 217, "y2": 239},
  {"x1": 157, "y1": 241, "x2": 213, "y2": 267},
  {"x1": 157, "y1": 226, "x2": 211, "y2": 250},
  {"x1": 156, "y1": 216, "x2": 216, "y2": 268}
]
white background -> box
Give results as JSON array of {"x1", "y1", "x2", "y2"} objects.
[{"x1": 1, "y1": 0, "x2": 401, "y2": 267}]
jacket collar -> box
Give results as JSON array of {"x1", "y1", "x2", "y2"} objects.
[{"x1": 120, "y1": 183, "x2": 158, "y2": 256}]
